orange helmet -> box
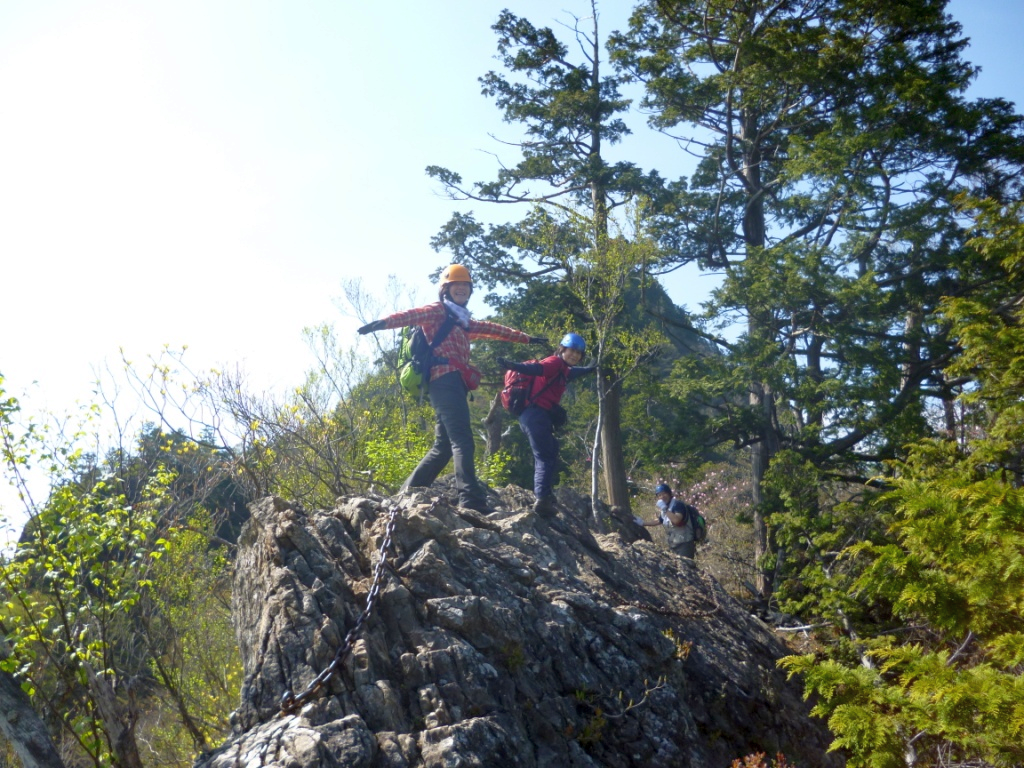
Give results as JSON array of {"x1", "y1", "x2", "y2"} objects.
[{"x1": 438, "y1": 264, "x2": 473, "y2": 296}]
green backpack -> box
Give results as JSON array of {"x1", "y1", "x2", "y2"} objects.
[
  {"x1": 672, "y1": 501, "x2": 707, "y2": 544},
  {"x1": 685, "y1": 503, "x2": 708, "y2": 543},
  {"x1": 397, "y1": 314, "x2": 457, "y2": 397}
]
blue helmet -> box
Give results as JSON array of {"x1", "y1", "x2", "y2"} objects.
[
  {"x1": 654, "y1": 483, "x2": 672, "y2": 495},
  {"x1": 560, "y1": 332, "x2": 586, "y2": 352}
]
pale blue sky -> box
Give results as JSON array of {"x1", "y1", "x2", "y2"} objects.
[{"x1": 0, "y1": 0, "x2": 1020, "y2": 427}]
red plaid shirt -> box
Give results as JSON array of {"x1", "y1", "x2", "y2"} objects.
[{"x1": 381, "y1": 302, "x2": 531, "y2": 383}]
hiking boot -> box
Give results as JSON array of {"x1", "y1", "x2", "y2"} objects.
[
  {"x1": 533, "y1": 495, "x2": 558, "y2": 518},
  {"x1": 460, "y1": 499, "x2": 492, "y2": 514}
]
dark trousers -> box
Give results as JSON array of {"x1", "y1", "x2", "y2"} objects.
[
  {"x1": 402, "y1": 371, "x2": 486, "y2": 507},
  {"x1": 519, "y1": 406, "x2": 558, "y2": 499}
]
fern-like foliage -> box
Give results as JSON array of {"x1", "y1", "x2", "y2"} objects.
[{"x1": 781, "y1": 200, "x2": 1024, "y2": 768}]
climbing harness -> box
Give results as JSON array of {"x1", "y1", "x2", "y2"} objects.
[{"x1": 278, "y1": 500, "x2": 405, "y2": 715}]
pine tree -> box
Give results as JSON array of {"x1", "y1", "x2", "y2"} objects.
[
  {"x1": 427, "y1": 1, "x2": 666, "y2": 511},
  {"x1": 611, "y1": 0, "x2": 1024, "y2": 596}
]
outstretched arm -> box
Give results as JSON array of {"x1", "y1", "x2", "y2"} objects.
[
  {"x1": 468, "y1": 319, "x2": 546, "y2": 345},
  {"x1": 357, "y1": 304, "x2": 444, "y2": 334},
  {"x1": 497, "y1": 358, "x2": 544, "y2": 376},
  {"x1": 567, "y1": 363, "x2": 597, "y2": 382},
  {"x1": 357, "y1": 320, "x2": 386, "y2": 334}
]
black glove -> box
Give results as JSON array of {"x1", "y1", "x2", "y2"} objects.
[
  {"x1": 528, "y1": 335, "x2": 549, "y2": 345},
  {"x1": 496, "y1": 356, "x2": 513, "y2": 369},
  {"x1": 357, "y1": 320, "x2": 386, "y2": 335}
]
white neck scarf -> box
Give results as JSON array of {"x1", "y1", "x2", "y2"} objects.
[{"x1": 443, "y1": 297, "x2": 472, "y2": 328}]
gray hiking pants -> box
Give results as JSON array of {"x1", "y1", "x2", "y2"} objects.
[
  {"x1": 402, "y1": 371, "x2": 487, "y2": 509},
  {"x1": 671, "y1": 540, "x2": 696, "y2": 560}
]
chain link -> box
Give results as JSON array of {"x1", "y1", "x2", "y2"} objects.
[{"x1": 278, "y1": 500, "x2": 405, "y2": 716}]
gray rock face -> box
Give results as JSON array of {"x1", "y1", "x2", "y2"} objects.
[{"x1": 197, "y1": 488, "x2": 840, "y2": 768}]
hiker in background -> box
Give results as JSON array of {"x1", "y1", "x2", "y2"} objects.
[
  {"x1": 497, "y1": 333, "x2": 595, "y2": 517},
  {"x1": 357, "y1": 264, "x2": 546, "y2": 513},
  {"x1": 635, "y1": 483, "x2": 698, "y2": 559}
]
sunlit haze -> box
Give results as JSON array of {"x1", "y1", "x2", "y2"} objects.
[{"x1": 1, "y1": 0, "x2": 1020, "y2": 537}]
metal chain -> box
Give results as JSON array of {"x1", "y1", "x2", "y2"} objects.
[
  {"x1": 278, "y1": 500, "x2": 405, "y2": 716},
  {"x1": 621, "y1": 566, "x2": 723, "y2": 620},
  {"x1": 274, "y1": 496, "x2": 711, "y2": 716}
]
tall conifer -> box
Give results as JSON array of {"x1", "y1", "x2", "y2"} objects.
[
  {"x1": 427, "y1": 1, "x2": 665, "y2": 511},
  {"x1": 611, "y1": 0, "x2": 1024, "y2": 595}
]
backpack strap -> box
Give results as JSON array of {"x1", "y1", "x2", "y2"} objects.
[
  {"x1": 666, "y1": 499, "x2": 692, "y2": 527},
  {"x1": 682, "y1": 502, "x2": 701, "y2": 531},
  {"x1": 525, "y1": 358, "x2": 567, "y2": 411},
  {"x1": 424, "y1": 311, "x2": 458, "y2": 369}
]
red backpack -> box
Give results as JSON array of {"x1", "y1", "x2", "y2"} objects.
[{"x1": 500, "y1": 362, "x2": 563, "y2": 417}]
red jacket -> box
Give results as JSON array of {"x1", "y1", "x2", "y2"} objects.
[{"x1": 528, "y1": 355, "x2": 570, "y2": 410}]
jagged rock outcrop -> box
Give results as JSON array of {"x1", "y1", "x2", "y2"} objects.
[{"x1": 197, "y1": 487, "x2": 840, "y2": 768}]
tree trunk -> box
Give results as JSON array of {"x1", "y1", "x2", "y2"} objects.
[
  {"x1": 599, "y1": 375, "x2": 631, "y2": 513},
  {"x1": 147, "y1": 650, "x2": 209, "y2": 752},
  {"x1": 585, "y1": 4, "x2": 634, "y2": 517},
  {"x1": 83, "y1": 663, "x2": 144, "y2": 768},
  {"x1": 740, "y1": 99, "x2": 776, "y2": 599},
  {"x1": 806, "y1": 334, "x2": 825, "y2": 429},
  {"x1": 0, "y1": 669, "x2": 66, "y2": 768},
  {"x1": 750, "y1": 381, "x2": 780, "y2": 599},
  {"x1": 482, "y1": 390, "x2": 505, "y2": 455},
  {"x1": 941, "y1": 377, "x2": 959, "y2": 443},
  {"x1": 591, "y1": 374, "x2": 605, "y2": 528},
  {"x1": 902, "y1": 310, "x2": 922, "y2": 391}
]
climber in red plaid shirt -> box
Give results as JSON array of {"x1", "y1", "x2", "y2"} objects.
[{"x1": 358, "y1": 264, "x2": 546, "y2": 512}]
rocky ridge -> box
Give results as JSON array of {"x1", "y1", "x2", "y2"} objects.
[{"x1": 196, "y1": 486, "x2": 839, "y2": 768}]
